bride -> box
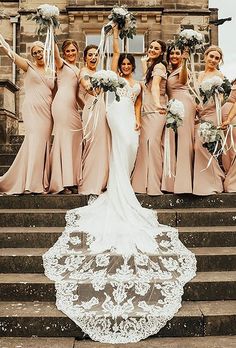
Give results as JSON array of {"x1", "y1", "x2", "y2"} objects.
[{"x1": 43, "y1": 27, "x2": 197, "y2": 344}]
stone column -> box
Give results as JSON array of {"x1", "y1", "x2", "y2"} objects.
[{"x1": 0, "y1": 79, "x2": 19, "y2": 144}]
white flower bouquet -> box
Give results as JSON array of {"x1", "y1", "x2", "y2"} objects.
[
  {"x1": 200, "y1": 76, "x2": 231, "y2": 104},
  {"x1": 175, "y1": 29, "x2": 204, "y2": 53},
  {"x1": 166, "y1": 99, "x2": 185, "y2": 133},
  {"x1": 28, "y1": 4, "x2": 60, "y2": 78},
  {"x1": 86, "y1": 70, "x2": 126, "y2": 102},
  {"x1": 198, "y1": 121, "x2": 222, "y2": 154},
  {"x1": 29, "y1": 4, "x2": 60, "y2": 36},
  {"x1": 104, "y1": 5, "x2": 136, "y2": 39}
]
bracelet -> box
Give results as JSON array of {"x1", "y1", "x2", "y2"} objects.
[{"x1": 114, "y1": 37, "x2": 119, "y2": 39}]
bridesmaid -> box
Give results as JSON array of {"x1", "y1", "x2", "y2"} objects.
[
  {"x1": 78, "y1": 45, "x2": 110, "y2": 195},
  {"x1": 132, "y1": 40, "x2": 167, "y2": 195},
  {"x1": 221, "y1": 79, "x2": 236, "y2": 173},
  {"x1": 193, "y1": 45, "x2": 225, "y2": 195},
  {"x1": 221, "y1": 94, "x2": 236, "y2": 192},
  {"x1": 0, "y1": 39, "x2": 54, "y2": 194},
  {"x1": 162, "y1": 45, "x2": 196, "y2": 193},
  {"x1": 49, "y1": 39, "x2": 83, "y2": 194}
]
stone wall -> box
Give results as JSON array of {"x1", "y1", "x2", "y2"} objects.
[{"x1": 0, "y1": 0, "x2": 218, "y2": 135}]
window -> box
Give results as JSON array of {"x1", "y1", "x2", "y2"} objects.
[{"x1": 86, "y1": 33, "x2": 145, "y2": 80}]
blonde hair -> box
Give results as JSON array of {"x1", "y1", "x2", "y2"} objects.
[
  {"x1": 31, "y1": 41, "x2": 44, "y2": 55},
  {"x1": 204, "y1": 45, "x2": 224, "y2": 64}
]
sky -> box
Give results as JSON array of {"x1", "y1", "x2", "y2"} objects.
[{"x1": 209, "y1": 0, "x2": 236, "y2": 79}]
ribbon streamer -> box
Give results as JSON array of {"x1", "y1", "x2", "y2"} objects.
[
  {"x1": 163, "y1": 127, "x2": 172, "y2": 178},
  {"x1": 188, "y1": 53, "x2": 202, "y2": 105},
  {"x1": 43, "y1": 23, "x2": 55, "y2": 78}
]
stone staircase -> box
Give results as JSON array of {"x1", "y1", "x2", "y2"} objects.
[{"x1": 0, "y1": 136, "x2": 236, "y2": 347}]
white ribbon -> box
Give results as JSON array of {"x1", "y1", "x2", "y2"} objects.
[
  {"x1": 163, "y1": 127, "x2": 172, "y2": 178},
  {"x1": 0, "y1": 34, "x2": 15, "y2": 61},
  {"x1": 82, "y1": 92, "x2": 104, "y2": 143},
  {"x1": 188, "y1": 53, "x2": 202, "y2": 105},
  {"x1": 43, "y1": 23, "x2": 55, "y2": 78}
]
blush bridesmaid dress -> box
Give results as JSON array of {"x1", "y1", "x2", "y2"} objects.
[
  {"x1": 49, "y1": 61, "x2": 83, "y2": 193},
  {"x1": 132, "y1": 65, "x2": 167, "y2": 195},
  {"x1": 0, "y1": 61, "x2": 54, "y2": 194}
]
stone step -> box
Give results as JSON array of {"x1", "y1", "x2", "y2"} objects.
[
  {"x1": 0, "y1": 247, "x2": 235, "y2": 273},
  {"x1": 9, "y1": 134, "x2": 25, "y2": 144},
  {"x1": 0, "y1": 300, "x2": 236, "y2": 337},
  {"x1": 0, "y1": 165, "x2": 9, "y2": 176},
  {"x1": 0, "y1": 271, "x2": 235, "y2": 302},
  {"x1": 0, "y1": 194, "x2": 236, "y2": 209},
  {"x1": 0, "y1": 208, "x2": 236, "y2": 227},
  {"x1": 1, "y1": 226, "x2": 236, "y2": 248},
  {"x1": 0, "y1": 144, "x2": 21, "y2": 153},
  {"x1": 1, "y1": 336, "x2": 236, "y2": 348},
  {"x1": 0, "y1": 154, "x2": 16, "y2": 165}
]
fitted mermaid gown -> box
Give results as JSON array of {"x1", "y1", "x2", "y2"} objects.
[{"x1": 43, "y1": 80, "x2": 196, "y2": 344}]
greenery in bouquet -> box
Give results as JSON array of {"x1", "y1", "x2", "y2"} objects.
[
  {"x1": 198, "y1": 121, "x2": 222, "y2": 154},
  {"x1": 166, "y1": 99, "x2": 185, "y2": 133},
  {"x1": 175, "y1": 29, "x2": 204, "y2": 53},
  {"x1": 104, "y1": 5, "x2": 136, "y2": 39},
  {"x1": 199, "y1": 76, "x2": 231, "y2": 104},
  {"x1": 28, "y1": 4, "x2": 60, "y2": 36},
  {"x1": 85, "y1": 70, "x2": 126, "y2": 102}
]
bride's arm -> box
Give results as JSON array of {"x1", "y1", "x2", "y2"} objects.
[
  {"x1": 111, "y1": 26, "x2": 120, "y2": 73},
  {"x1": 134, "y1": 86, "x2": 142, "y2": 130}
]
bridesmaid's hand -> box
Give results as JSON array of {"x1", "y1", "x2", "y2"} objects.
[
  {"x1": 156, "y1": 104, "x2": 166, "y2": 115},
  {"x1": 135, "y1": 120, "x2": 141, "y2": 131},
  {"x1": 221, "y1": 119, "x2": 231, "y2": 130}
]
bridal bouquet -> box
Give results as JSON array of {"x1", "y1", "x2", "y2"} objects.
[
  {"x1": 29, "y1": 4, "x2": 60, "y2": 36},
  {"x1": 29, "y1": 4, "x2": 60, "y2": 77},
  {"x1": 198, "y1": 121, "x2": 222, "y2": 154},
  {"x1": 104, "y1": 5, "x2": 136, "y2": 39},
  {"x1": 86, "y1": 70, "x2": 126, "y2": 102},
  {"x1": 199, "y1": 76, "x2": 231, "y2": 104},
  {"x1": 166, "y1": 99, "x2": 185, "y2": 133},
  {"x1": 175, "y1": 29, "x2": 204, "y2": 53}
]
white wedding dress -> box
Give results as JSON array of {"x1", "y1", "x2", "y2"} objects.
[{"x1": 43, "y1": 81, "x2": 197, "y2": 343}]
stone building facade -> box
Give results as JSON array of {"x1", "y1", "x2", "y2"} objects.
[{"x1": 0, "y1": 0, "x2": 218, "y2": 138}]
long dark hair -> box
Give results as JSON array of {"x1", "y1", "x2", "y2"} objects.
[
  {"x1": 166, "y1": 44, "x2": 184, "y2": 65},
  {"x1": 145, "y1": 40, "x2": 167, "y2": 85},
  {"x1": 83, "y1": 44, "x2": 98, "y2": 61},
  {"x1": 118, "y1": 53, "x2": 136, "y2": 73}
]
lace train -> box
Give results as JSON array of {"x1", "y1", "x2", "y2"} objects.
[
  {"x1": 43, "y1": 82, "x2": 196, "y2": 343},
  {"x1": 43, "y1": 203, "x2": 196, "y2": 343}
]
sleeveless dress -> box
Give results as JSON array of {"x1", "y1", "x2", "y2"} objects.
[
  {"x1": 78, "y1": 68, "x2": 110, "y2": 195},
  {"x1": 43, "y1": 80, "x2": 196, "y2": 344},
  {"x1": 132, "y1": 65, "x2": 168, "y2": 195},
  {"x1": 0, "y1": 61, "x2": 54, "y2": 194},
  {"x1": 162, "y1": 67, "x2": 196, "y2": 193},
  {"x1": 49, "y1": 62, "x2": 83, "y2": 193},
  {"x1": 193, "y1": 92, "x2": 225, "y2": 195},
  {"x1": 222, "y1": 85, "x2": 236, "y2": 192}
]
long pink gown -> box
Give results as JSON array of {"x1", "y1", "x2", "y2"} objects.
[
  {"x1": 49, "y1": 61, "x2": 83, "y2": 193},
  {"x1": 193, "y1": 99, "x2": 225, "y2": 195},
  {"x1": 162, "y1": 67, "x2": 196, "y2": 193},
  {"x1": 222, "y1": 84, "x2": 236, "y2": 192},
  {"x1": 0, "y1": 61, "x2": 54, "y2": 194},
  {"x1": 78, "y1": 68, "x2": 110, "y2": 195},
  {"x1": 132, "y1": 65, "x2": 167, "y2": 195}
]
